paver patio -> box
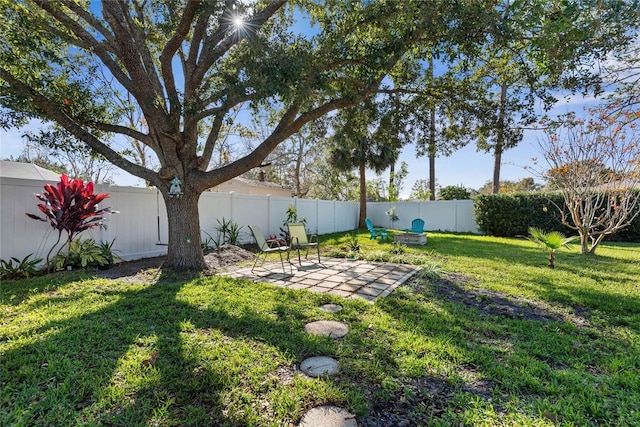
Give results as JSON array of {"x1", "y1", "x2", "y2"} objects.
[{"x1": 221, "y1": 257, "x2": 420, "y2": 302}]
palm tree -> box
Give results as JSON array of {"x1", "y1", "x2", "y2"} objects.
[
  {"x1": 528, "y1": 227, "x2": 577, "y2": 269},
  {"x1": 328, "y1": 102, "x2": 397, "y2": 228}
]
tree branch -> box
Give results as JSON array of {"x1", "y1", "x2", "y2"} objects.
[
  {"x1": 60, "y1": 0, "x2": 114, "y2": 45},
  {"x1": 159, "y1": 0, "x2": 200, "y2": 127},
  {"x1": 101, "y1": 1, "x2": 167, "y2": 126},
  {"x1": 0, "y1": 67, "x2": 157, "y2": 184},
  {"x1": 88, "y1": 121, "x2": 155, "y2": 148},
  {"x1": 188, "y1": 93, "x2": 253, "y2": 125},
  {"x1": 191, "y1": 0, "x2": 287, "y2": 88},
  {"x1": 33, "y1": 1, "x2": 137, "y2": 96}
]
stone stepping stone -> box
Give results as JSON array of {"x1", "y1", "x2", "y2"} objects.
[
  {"x1": 300, "y1": 356, "x2": 340, "y2": 377},
  {"x1": 304, "y1": 320, "x2": 349, "y2": 338},
  {"x1": 319, "y1": 303, "x2": 343, "y2": 313},
  {"x1": 298, "y1": 405, "x2": 357, "y2": 427}
]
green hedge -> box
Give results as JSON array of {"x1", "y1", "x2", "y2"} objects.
[{"x1": 474, "y1": 192, "x2": 640, "y2": 242}]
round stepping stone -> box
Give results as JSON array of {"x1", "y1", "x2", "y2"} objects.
[
  {"x1": 319, "y1": 303, "x2": 343, "y2": 313},
  {"x1": 304, "y1": 320, "x2": 349, "y2": 338},
  {"x1": 298, "y1": 405, "x2": 357, "y2": 427},
  {"x1": 300, "y1": 356, "x2": 340, "y2": 377}
]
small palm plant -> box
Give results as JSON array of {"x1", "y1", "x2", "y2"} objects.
[{"x1": 528, "y1": 227, "x2": 577, "y2": 269}]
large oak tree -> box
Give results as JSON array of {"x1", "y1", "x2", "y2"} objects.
[{"x1": 2, "y1": 0, "x2": 465, "y2": 269}]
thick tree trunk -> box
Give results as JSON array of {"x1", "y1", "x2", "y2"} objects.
[
  {"x1": 358, "y1": 161, "x2": 367, "y2": 229},
  {"x1": 389, "y1": 162, "x2": 395, "y2": 201},
  {"x1": 429, "y1": 151, "x2": 435, "y2": 200},
  {"x1": 492, "y1": 146, "x2": 502, "y2": 194},
  {"x1": 163, "y1": 191, "x2": 205, "y2": 270},
  {"x1": 579, "y1": 232, "x2": 590, "y2": 255},
  {"x1": 428, "y1": 57, "x2": 436, "y2": 201},
  {"x1": 493, "y1": 81, "x2": 508, "y2": 194}
]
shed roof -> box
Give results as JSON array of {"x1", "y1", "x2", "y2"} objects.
[
  {"x1": 0, "y1": 161, "x2": 61, "y2": 181},
  {"x1": 232, "y1": 176, "x2": 290, "y2": 190}
]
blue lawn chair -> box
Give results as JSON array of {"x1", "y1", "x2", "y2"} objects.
[
  {"x1": 365, "y1": 218, "x2": 388, "y2": 242},
  {"x1": 410, "y1": 218, "x2": 425, "y2": 233}
]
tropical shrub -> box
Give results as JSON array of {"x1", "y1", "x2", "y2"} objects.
[
  {"x1": 528, "y1": 227, "x2": 577, "y2": 269},
  {"x1": 50, "y1": 237, "x2": 109, "y2": 270},
  {"x1": 344, "y1": 232, "x2": 360, "y2": 258},
  {"x1": 385, "y1": 206, "x2": 399, "y2": 228},
  {"x1": 26, "y1": 174, "x2": 113, "y2": 268},
  {"x1": 98, "y1": 238, "x2": 121, "y2": 269},
  {"x1": 214, "y1": 217, "x2": 243, "y2": 247},
  {"x1": 283, "y1": 205, "x2": 306, "y2": 226},
  {"x1": 201, "y1": 231, "x2": 217, "y2": 252},
  {"x1": 0, "y1": 254, "x2": 42, "y2": 279},
  {"x1": 280, "y1": 205, "x2": 307, "y2": 241}
]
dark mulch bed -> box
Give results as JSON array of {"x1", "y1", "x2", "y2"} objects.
[{"x1": 94, "y1": 244, "x2": 255, "y2": 282}]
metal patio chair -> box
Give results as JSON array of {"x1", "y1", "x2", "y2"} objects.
[
  {"x1": 286, "y1": 222, "x2": 321, "y2": 265},
  {"x1": 248, "y1": 225, "x2": 291, "y2": 274}
]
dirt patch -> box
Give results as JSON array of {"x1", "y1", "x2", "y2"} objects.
[
  {"x1": 203, "y1": 244, "x2": 255, "y2": 269},
  {"x1": 409, "y1": 273, "x2": 561, "y2": 322},
  {"x1": 407, "y1": 272, "x2": 593, "y2": 328},
  {"x1": 359, "y1": 372, "x2": 503, "y2": 427},
  {"x1": 94, "y1": 244, "x2": 255, "y2": 283}
]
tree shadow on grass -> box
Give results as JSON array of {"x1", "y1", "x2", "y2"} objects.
[
  {"x1": 1, "y1": 270, "x2": 339, "y2": 426},
  {"x1": 371, "y1": 274, "x2": 640, "y2": 425},
  {"x1": 513, "y1": 273, "x2": 640, "y2": 333}
]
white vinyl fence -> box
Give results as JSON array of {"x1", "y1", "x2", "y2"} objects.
[
  {"x1": 0, "y1": 177, "x2": 478, "y2": 263},
  {"x1": 0, "y1": 177, "x2": 359, "y2": 262},
  {"x1": 366, "y1": 200, "x2": 479, "y2": 234}
]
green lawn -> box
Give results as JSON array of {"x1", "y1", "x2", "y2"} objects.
[{"x1": 2, "y1": 232, "x2": 639, "y2": 426}]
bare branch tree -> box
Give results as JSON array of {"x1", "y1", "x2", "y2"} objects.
[{"x1": 535, "y1": 109, "x2": 640, "y2": 254}]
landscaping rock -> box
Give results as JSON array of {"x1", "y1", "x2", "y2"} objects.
[
  {"x1": 300, "y1": 356, "x2": 340, "y2": 377},
  {"x1": 304, "y1": 320, "x2": 349, "y2": 338},
  {"x1": 298, "y1": 405, "x2": 357, "y2": 427}
]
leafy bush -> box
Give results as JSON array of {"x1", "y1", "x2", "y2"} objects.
[
  {"x1": 474, "y1": 192, "x2": 571, "y2": 237},
  {"x1": 98, "y1": 238, "x2": 121, "y2": 268},
  {"x1": 414, "y1": 262, "x2": 445, "y2": 280},
  {"x1": 50, "y1": 237, "x2": 109, "y2": 270},
  {"x1": 0, "y1": 254, "x2": 42, "y2": 279},
  {"x1": 366, "y1": 250, "x2": 390, "y2": 262},
  {"x1": 474, "y1": 192, "x2": 640, "y2": 242},
  {"x1": 214, "y1": 217, "x2": 243, "y2": 247},
  {"x1": 345, "y1": 232, "x2": 360, "y2": 255},
  {"x1": 389, "y1": 242, "x2": 406, "y2": 255},
  {"x1": 439, "y1": 185, "x2": 471, "y2": 200}
]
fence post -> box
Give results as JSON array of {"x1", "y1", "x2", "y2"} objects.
[
  {"x1": 454, "y1": 200, "x2": 459, "y2": 232},
  {"x1": 315, "y1": 198, "x2": 319, "y2": 234},
  {"x1": 230, "y1": 191, "x2": 236, "y2": 224}
]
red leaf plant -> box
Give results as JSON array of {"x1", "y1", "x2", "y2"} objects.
[{"x1": 26, "y1": 174, "x2": 113, "y2": 270}]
